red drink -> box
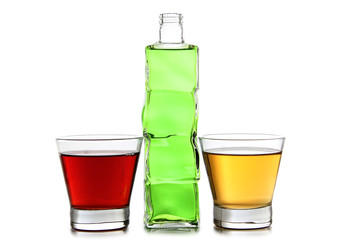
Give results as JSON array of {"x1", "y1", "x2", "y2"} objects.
[{"x1": 60, "y1": 151, "x2": 139, "y2": 210}]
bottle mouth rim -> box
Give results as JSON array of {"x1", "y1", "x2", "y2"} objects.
[{"x1": 160, "y1": 13, "x2": 183, "y2": 23}]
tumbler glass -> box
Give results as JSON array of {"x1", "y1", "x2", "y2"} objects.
[
  {"x1": 199, "y1": 133, "x2": 284, "y2": 229},
  {"x1": 56, "y1": 134, "x2": 143, "y2": 231}
]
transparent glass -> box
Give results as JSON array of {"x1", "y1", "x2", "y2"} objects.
[
  {"x1": 56, "y1": 134, "x2": 143, "y2": 231},
  {"x1": 142, "y1": 13, "x2": 200, "y2": 229},
  {"x1": 199, "y1": 133, "x2": 285, "y2": 229},
  {"x1": 159, "y1": 13, "x2": 183, "y2": 43}
]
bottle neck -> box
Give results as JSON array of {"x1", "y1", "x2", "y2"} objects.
[{"x1": 159, "y1": 13, "x2": 184, "y2": 44}]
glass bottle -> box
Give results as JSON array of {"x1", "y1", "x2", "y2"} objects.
[{"x1": 142, "y1": 13, "x2": 200, "y2": 228}]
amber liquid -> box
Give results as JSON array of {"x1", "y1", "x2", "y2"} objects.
[{"x1": 203, "y1": 148, "x2": 281, "y2": 209}]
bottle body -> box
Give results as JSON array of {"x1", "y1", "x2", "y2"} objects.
[{"x1": 143, "y1": 43, "x2": 200, "y2": 228}]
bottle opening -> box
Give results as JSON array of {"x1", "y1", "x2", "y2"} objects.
[{"x1": 160, "y1": 13, "x2": 183, "y2": 24}]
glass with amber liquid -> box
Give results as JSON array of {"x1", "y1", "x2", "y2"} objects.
[{"x1": 199, "y1": 134, "x2": 285, "y2": 229}]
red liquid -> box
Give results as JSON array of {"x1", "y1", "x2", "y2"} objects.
[{"x1": 60, "y1": 151, "x2": 139, "y2": 210}]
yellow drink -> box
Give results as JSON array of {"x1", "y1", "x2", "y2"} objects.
[{"x1": 203, "y1": 148, "x2": 281, "y2": 209}]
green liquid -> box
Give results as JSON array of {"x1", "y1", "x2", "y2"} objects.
[{"x1": 142, "y1": 44, "x2": 200, "y2": 227}]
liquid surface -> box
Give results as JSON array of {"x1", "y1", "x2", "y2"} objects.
[
  {"x1": 203, "y1": 148, "x2": 281, "y2": 209},
  {"x1": 60, "y1": 151, "x2": 139, "y2": 210}
]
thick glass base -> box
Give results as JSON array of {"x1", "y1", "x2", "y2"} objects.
[
  {"x1": 145, "y1": 221, "x2": 198, "y2": 229},
  {"x1": 71, "y1": 207, "x2": 129, "y2": 231},
  {"x1": 214, "y1": 205, "x2": 272, "y2": 230}
]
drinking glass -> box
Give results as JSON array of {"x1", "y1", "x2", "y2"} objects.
[
  {"x1": 56, "y1": 134, "x2": 143, "y2": 231},
  {"x1": 199, "y1": 133, "x2": 285, "y2": 229}
]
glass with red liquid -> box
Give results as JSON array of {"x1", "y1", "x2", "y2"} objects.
[{"x1": 56, "y1": 134, "x2": 143, "y2": 231}]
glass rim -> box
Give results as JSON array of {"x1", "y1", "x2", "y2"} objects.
[
  {"x1": 199, "y1": 133, "x2": 285, "y2": 141},
  {"x1": 56, "y1": 134, "x2": 143, "y2": 141}
]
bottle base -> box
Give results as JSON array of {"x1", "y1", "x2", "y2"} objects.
[
  {"x1": 70, "y1": 207, "x2": 129, "y2": 231},
  {"x1": 145, "y1": 221, "x2": 198, "y2": 229},
  {"x1": 213, "y1": 205, "x2": 272, "y2": 230}
]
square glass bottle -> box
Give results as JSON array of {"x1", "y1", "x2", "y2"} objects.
[{"x1": 142, "y1": 13, "x2": 200, "y2": 229}]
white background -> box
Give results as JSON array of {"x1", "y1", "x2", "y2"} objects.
[{"x1": 1, "y1": 0, "x2": 345, "y2": 239}]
